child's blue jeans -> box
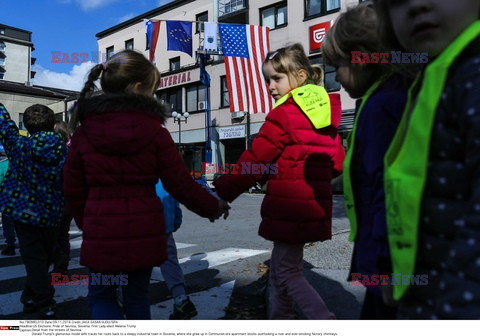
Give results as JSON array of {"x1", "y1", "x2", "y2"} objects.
[
  {"x1": 160, "y1": 233, "x2": 186, "y2": 299},
  {"x1": 87, "y1": 268, "x2": 153, "y2": 319}
]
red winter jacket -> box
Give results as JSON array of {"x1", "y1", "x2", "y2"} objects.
[
  {"x1": 63, "y1": 94, "x2": 219, "y2": 272},
  {"x1": 214, "y1": 86, "x2": 345, "y2": 244}
]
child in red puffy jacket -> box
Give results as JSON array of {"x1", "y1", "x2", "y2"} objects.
[{"x1": 213, "y1": 43, "x2": 345, "y2": 319}]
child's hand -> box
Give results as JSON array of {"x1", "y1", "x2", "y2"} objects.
[{"x1": 209, "y1": 199, "x2": 230, "y2": 222}]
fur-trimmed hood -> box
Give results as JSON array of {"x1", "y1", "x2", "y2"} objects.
[{"x1": 76, "y1": 94, "x2": 169, "y2": 156}]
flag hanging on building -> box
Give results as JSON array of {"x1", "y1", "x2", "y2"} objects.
[
  {"x1": 167, "y1": 21, "x2": 193, "y2": 56},
  {"x1": 219, "y1": 24, "x2": 274, "y2": 114},
  {"x1": 144, "y1": 19, "x2": 161, "y2": 62},
  {"x1": 203, "y1": 22, "x2": 218, "y2": 52}
]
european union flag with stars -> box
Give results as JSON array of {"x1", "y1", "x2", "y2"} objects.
[
  {"x1": 167, "y1": 21, "x2": 193, "y2": 56},
  {"x1": 219, "y1": 24, "x2": 250, "y2": 58}
]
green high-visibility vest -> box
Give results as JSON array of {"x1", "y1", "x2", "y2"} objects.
[
  {"x1": 384, "y1": 21, "x2": 480, "y2": 300},
  {"x1": 343, "y1": 79, "x2": 384, "y2": 242}
]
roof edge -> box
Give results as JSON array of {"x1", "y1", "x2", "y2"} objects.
[{"x1": 96, "y1": 0, "x2": 193, "y2": 39}]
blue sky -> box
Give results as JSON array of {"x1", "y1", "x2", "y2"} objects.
[{"x1": 2, "y1": 0, "x2": 173, "y2": 90}]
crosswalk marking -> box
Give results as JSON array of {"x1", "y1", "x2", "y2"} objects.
[
  {"x1": 150, "y1": 248, "x2": 268, "y2": 282},
  {"x1": 0, "y1": 240, "x2": 198, "y2": 280},
  {"x1": 151, "y1": 280, "x2": 236, "y2": 319},
  {"x1": 0, "y1": 244, "x2": 268, "y2": 316}
]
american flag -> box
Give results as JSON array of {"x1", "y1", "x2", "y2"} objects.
[{"x1": 219, "y1": 24, "x2": 274, "y2": 114}]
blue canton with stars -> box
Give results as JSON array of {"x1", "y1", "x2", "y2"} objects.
[{"x1": 219, "y1": 24, "x2": 249, "y2": 58}]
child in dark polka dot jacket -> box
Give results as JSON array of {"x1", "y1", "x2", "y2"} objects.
[
  {"x1": 0, "y1": 103, "x2": 67, "y2": 318},
  {"x1": 374, "y1": 0, "x2": 480, "y2": 319}
]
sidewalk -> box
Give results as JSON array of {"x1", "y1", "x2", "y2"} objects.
[{"x1": 303, "y1": 229, "x2": 365, "y2": 319}]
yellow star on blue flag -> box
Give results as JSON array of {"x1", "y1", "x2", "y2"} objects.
[{"x1": 167, "y1": 21, "x2": 193, "y2": 56}]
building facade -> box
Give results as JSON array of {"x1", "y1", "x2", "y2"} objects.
[
  {"x1": 0, "y1": 23, "x2": 35, "y2": 84},
  {"x1": 0, "y1": 24, "x2": 78, "y2": 133},
  {"x1": 96, "y1": 0, "x2": 363, "y2": 176}
]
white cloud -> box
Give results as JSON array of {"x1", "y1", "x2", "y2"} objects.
[
  {"x1": 58, "y1": 0, "x2": 120, "y2": 11},
  {"x1": 118, "y1": 12, "x2": 137, "y2": 23},
  {"x1": 32, "y1": 62, "x2": 97, "y2": 91}
]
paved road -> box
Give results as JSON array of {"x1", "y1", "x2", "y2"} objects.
[{"x1": 0, "y1": 193, "x2": 363, "y2": 320}]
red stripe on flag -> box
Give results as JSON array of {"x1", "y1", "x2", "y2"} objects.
[
  {"x1": 150, "y1": 21, "x2": 161, "y2": 62},
  {"x1": 223, "y1": 25, "x2": 274, "y2": 114}
]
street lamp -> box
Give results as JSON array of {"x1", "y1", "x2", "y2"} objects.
[{"x1": 171, "y1": 111, "x2": 189, "y2": 144}]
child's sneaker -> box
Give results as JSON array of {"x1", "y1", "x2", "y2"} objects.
[
  {"x1": 38, "y1": 302, "x2": 56, "y2": 319},
  {"x1": 22, "y1": 299, "x2": 35, "y2": 314},
  {"x1": 1, "y1": 245, "x2": 15, "y2": 256},
  {"x1": 169, "y1": 297, "x2": 197, "y2": 320}
]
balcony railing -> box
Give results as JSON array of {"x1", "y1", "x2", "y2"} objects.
[{"x1": 218, "y1": 0, "x2": 246, "y2": 17}]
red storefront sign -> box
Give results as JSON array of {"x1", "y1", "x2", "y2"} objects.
[{"x1": 309, "y1": 22, "x2": 331, "y2": 52}]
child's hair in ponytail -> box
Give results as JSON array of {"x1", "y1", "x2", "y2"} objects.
[
  {"x1": 264, "y1": 43, "x2": 324, "y2": 87},
  {"x1": 71, "y1": 49, "x2": 160, "y2": 129}
]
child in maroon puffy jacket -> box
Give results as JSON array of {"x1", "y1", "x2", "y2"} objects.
[
  {"x1": 213, "y1": 43, "x2": 345, "y2": 319},
  {"x1": 63, "y1": 50, "x2": 229, "y2": 320}
]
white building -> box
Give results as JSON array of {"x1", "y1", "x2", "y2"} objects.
[
  {"x1": 0, "y1": 23, "x2": 78, "y2": 132},
  {"x1": 97, "y1": 0, "x2": 363, "y2": 176},
  {"x1": 0, "y1": 23, "x2": 35, "y2": 84}
]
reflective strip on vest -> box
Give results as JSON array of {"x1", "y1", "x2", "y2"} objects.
[{"x1": 343, "y1": 79, "x2": 383, "y2": 242}]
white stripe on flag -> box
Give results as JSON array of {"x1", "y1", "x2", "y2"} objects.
[{"x1": 223, "y1": 25, "x2": 274, "y2": 114}]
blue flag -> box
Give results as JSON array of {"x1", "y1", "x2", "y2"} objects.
[
  {"x1": 167, "y1": 21, "x2": 193, "y2": 56},
  {"x1": 199, "y1": 54, "x2": 210, "y2": 87}
]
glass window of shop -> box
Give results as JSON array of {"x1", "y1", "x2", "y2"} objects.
[{"x1": 186, "y1": 83, "x2": 206, "y2": 113}]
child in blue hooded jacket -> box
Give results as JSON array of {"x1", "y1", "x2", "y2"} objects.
[{"x1": 156, "y1": 179, "x2": 198, "y2": 320}]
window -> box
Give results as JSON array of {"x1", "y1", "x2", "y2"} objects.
[
  {"x1": 220, "y1": 76, "x2": 230, "y2": 108},
  {"x1": 196, "y1": 11, "x2": 208, "y2": 34},
  {"x1": 0, "y1": 42, "x2": 5, "y2": 51},
  {"x1": 260, "y1": 2, "x2": 287, "y2": 30},
  {"x1": 305, "y1": 0, "x2": 340, "y2": 18},
  {"x1": 158, "y1": 87, "x2": 183, "y2": 114},
  {"x1": 186, "y1": 83, "x2": 206, "y2": 113},
  {"x1": 0, "y1": 73, "x2": 4, "y2": 80},
  {"x1": 0, "y1": 58, "x2": 5, "y2": 66},
  {"x1": 218, "y1": 0, "x2": 246, "y2": 17},
  {"x1": 0, "y1": 28, "x2": 4, "y2": 35},
  {"x1": 125, "y1": 39, "x2": 134, "y2": 50},
  {"x1": 106, "y1": 46, "x2": 114, "y2": 60},
  {"x1": 310, "y1": 55, "x2": 341, "y2": 92},
  {"x1": 169, "y1": 57, "x2": 180, "y2": 71}
]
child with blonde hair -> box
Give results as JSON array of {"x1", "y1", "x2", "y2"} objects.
[{"x1": 214, "y1": 43, "x2": 344, "y2": 319}]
